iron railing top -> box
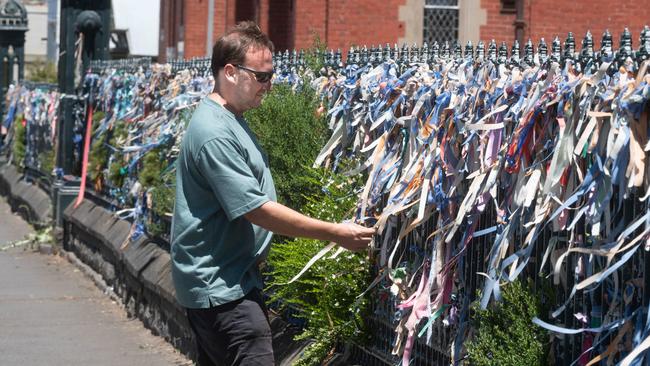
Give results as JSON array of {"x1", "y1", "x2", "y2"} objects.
[
  {"x1": 88, "y1": 57, "x2": 153, "y2": 73},
  {"x1": 19, "y1": 80, "x2": 58, "y2": 91},
  {"x1": 168, "y1": 57, "x2": 211, "y2": 74},
  {"x1": 82, "y1": 27, "x2": 650, "y2": 78},
  {"x1": 272, "y1": 27, "x2": 650, "y2": 74}
]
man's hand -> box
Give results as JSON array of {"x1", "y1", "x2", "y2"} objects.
[
  {"x1": 245, "y1": 201, "x2": 376, "y2": 251},
  {"x1": 333, "y1": 222, "x2": 376, "y2": 252}
]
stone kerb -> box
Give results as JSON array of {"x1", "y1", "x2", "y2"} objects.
[
  {"x1": 0, "y1": 163, "x2": 51, "y2": 228},
  {"x1": 62, "y1": 198, "x2": 196, "y2": 357}
]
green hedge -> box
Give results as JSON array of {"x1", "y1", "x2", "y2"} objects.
[
  {"x1": 466, "y1": 280, "x2": 550, "y2": 366},
  {"x1": 249, "y1": 82, "x2": 370, "y2": 365},
  {"x1": 265, "y1": 166, "x2": 370, "y2": 365},
  {"x1": 87, "y1": 111, "x2": 108, "y2": 185},
  {"x1": 140, "y1": 147, "x2": 175, "y2": 237},
  {"x1": 245, "y1": 83, "x2": 328, "y2": 211},
  {"x1": 11, "y1": 114, "x2": 26, "y2": 171},
  {"x1": 26, "y1": 61, "x2": 58, "y2": 84}
]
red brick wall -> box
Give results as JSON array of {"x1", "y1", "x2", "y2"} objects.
[
  {"x1": 183, "y1": 0, "x2": 649, "y2": 60},
  {"x1": 267, "y1": 0, "x2": 294, "y2": 52},
  {"x1": 159, "y1": 0, "x2": 172, "y2": 61},
  {"x1": 235, "y1": 0, "x2": 258, "y2": 23},
  {"x1": 480, "y1": 0, "x2": 517, "y2": 44},
  {"x1": 184, "y1": 0, "x2": 208, "y2": 58},
  {"x1": 293, "y1": 0, "x2": 328, "y2": 50},
  {"x1": 481, "y1": 0, "x2": 650, "y2": 47},
  {"x1": 227, "y1": 1, "x2": 237, "y2": 33},
  {"x1": 159, "y1": 0, "x2": 185, "y2": 61},
  {"x1": 294, "y1": 0, "x2": 406, "y2": 52},
  {"x1": 183, "y1": 0, "x2": 406, "y2": 58},
  {"x1": 259, "y1": 0, "x2": 269, "y2": 32},
  {"x1": 183, "y1": 0, "x2": 241, "y2": 58},
  {"x1": 213, "y1": 0, "x2": 237, "y2": 47}
]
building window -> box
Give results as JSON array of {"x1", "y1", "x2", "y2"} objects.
[
  {"x1": 501, "y1": 0, "x2": 516, "y2": 14},
  {"x1": 423, "y1": 0, "x2": 459, "y2": 45}
]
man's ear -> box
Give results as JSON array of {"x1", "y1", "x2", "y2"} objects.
[{"x1": 223, "y1": 64, "x2": 238, "y2": 83}]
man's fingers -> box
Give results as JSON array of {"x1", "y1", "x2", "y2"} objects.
[
  {"x1": 356, "y1": 226, "x2": 376, "y2": 235},
  {"x1": 336, "y1": 222, "x2": 378, "y2": 251}
]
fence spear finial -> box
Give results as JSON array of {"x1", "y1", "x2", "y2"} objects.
[
  {"x1": 421, "y1": 42, "x2": 429, "y2": 64},
  {"x1": 538, "y1": 38, "x2": 548, "y2": 63},
  {"x1": 551, "y1": 36, "x2": 561, "y2": 63},
  {"x1": 476, "y1": 40, "x2": 485, "y2": 60},
  {"x1": 600, "y1": 29, "x2": 613, "y2": 62},
  {"x1": 580, "y1": 30, "x2": 595, "y2": 72},
  {"x1": 617, "y1": 27, "x2": 633, "y2": 66},
  {"x1": 510, "y1": 39, "x2": 520, "y2": 64},
  {"x1": 498, "y1": 41, "x2": 508, "y2": 64},
  {"x1": 432, "y1": 41, "x2": 440, "y2": 60},
  {"x1": 488, "y1": 39, "x2": 497, "y2": 63},
  {"x1": 638, "y1": 25, "x2": 650, "y2": 62},
  {"x1": 465, "y1": 40, "x2": 474, "y2": 60},
  {"x1": 563, "y1": 32, "x2": 576, "y2": 62},
  {"x1": 524, "y1": 38, "x2": 534, "y2": 66}
]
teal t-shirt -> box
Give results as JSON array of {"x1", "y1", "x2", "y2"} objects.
[{"x1": 170, "y1": 97, "x2": 276, "y2": 309}]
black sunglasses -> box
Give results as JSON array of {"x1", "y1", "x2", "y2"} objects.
[{"x1": 235, "y1": 64, "x2": 274, "y2": 83}]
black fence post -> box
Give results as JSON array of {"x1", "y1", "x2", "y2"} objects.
[
  {"x1": 56, "y1": 0, "x2": 110, "y2": 176},
  {"x1": 0, "y1": 1, "x2": 28, "y2": 144}
]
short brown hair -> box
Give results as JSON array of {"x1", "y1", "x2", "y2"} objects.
[{"x1": 210, "y1": 21, "x2": 274, "y2": 78}]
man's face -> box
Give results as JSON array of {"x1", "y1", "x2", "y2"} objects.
[{"x1": 234, "y1": 47, "x2": 273, "y2": 113}]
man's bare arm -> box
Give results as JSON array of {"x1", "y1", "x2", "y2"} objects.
[{"x1": 244, "y1": 201, "x2": 375, "y2": 251}]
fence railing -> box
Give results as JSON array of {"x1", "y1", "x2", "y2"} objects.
[
  {"x1": 1, "y1": 82, "x2": 58, "y2": 192},
  {"x1": 83, "y1": 28, "x2": 650, "y2": 78}
]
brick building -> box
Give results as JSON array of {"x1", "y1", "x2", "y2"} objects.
[
  {"x1": 159, "y1": 0, "x2": 649, "y2": 62},
  {"x1": 480, "y1": 0, "x2": 649, "y2": 46}
]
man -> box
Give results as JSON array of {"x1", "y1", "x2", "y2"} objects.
[{"x1": 171, "y1": 21, "x2": 375, "y2": 366}]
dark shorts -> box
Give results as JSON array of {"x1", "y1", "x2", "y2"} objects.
[{"x1": 186, "y1": 289, "x2": 275, "y2": 366}]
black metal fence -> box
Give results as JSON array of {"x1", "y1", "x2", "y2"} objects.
[
  {"x1": 142, "y1": 26, "x2": 650, "y2": 81},
  {"x1": 1, "y1": 81, "x2": 58, "y2": 193},
  {"x1": 348, "y1": 188, "x2": 650, "y2": 365}
]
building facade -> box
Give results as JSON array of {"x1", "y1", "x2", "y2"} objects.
[
  {"x1": 112, "y1": 0, "x2": 160, "y2": 58},
  {"x1": 160, "y1": 0, "x2": 650, "y2": 61},
  {"x1": 20, "y1": 0, "x2": 54, "y2": 62}
]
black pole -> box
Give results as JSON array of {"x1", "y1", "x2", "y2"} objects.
[
  {"x1": 56, "y1": 0, "x2": 110, "y2": 176},
  {"x1": 514, "y1": 0, "x2": 525, "y2": 47}
]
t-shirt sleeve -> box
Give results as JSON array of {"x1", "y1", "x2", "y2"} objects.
[{"x1": 195, "y1": 138, "x2": 269, "y2": 221}]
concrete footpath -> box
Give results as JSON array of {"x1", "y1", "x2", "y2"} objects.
[{"x1": 0, "y1": 196, "x2": 192, "y2": 366}]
